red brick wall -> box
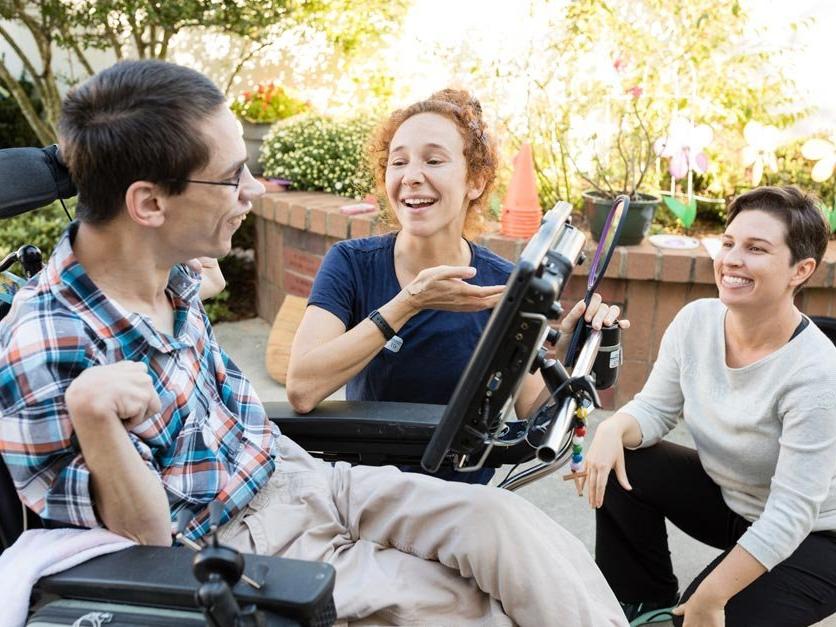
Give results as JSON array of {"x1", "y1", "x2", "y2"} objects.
[{"x1": 253, "y1": 192, "x2": 836, "y2": 408}]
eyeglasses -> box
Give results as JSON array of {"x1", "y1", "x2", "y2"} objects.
[{"x1": 170, "y1": 162, "x2": 248, "y2": 190}]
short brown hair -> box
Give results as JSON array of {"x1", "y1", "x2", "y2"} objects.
[
  {"x1": 726, "y1": 185, "x2": 829, "y2": 290},
  {"x1": 369, "y1": 89, "x2": 498, "y2": 239},
  {"x1": 59, "y1": 60, "x2": 225, "y2": 224}
]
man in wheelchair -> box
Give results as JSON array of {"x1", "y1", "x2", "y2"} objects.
[{"x1": 0, "y1": 60, "x2": 627, "y2": 626}]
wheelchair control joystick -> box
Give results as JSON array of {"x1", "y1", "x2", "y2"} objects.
[{"x1": 192, "y1": 501, "x2": 267, "y2": 626}]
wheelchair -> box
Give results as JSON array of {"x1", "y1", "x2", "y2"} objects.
[{"x1": 0, "y1": 146, "x2": 630, "y2": 626}]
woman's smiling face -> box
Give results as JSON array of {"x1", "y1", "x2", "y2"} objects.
[
  {"x1": 714, "y1": 209, "x2": 804, "y2": 309},
  {"x1": 384, "y1": 112, "x2": 481, "y2": 239}
]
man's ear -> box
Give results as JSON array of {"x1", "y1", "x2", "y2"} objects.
[
  {"x1": 125, "y1": 180, "x2": 165, "y2": 228},
  {"x1": 790, "y1": 257, "x2": 817, "y2": 289}
]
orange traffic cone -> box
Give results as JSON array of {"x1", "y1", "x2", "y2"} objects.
[{"x1": 500, "y1": 143, "x2": 542, "y2": 239}]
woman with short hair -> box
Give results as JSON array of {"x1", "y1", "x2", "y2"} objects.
[{"x1": 585, "y1": 186, "x2": 836, "y2": 626}]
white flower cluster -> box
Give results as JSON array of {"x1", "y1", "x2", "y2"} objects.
[{"x1": 260, "y1": 114, "x2": 377, "y2": 199}]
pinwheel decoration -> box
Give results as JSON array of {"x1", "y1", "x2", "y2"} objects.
[
  {"x1": 654, "y1": 117, "x2": 713, "y2": 228},
  {"x1": 742, "y1": 121, "x2": 780, "y2": 186},
  {"x1": 801, "y1": 137, "x2": 836, "y2": 233}
]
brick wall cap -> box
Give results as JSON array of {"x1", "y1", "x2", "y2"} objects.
[{"x1": 255, "y1": 192, "x2": 835, "y2": 288}]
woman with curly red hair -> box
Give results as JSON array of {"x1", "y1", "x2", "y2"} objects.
[{"x1": 287, "y1": 89, "x2": 625, "y2": 483}]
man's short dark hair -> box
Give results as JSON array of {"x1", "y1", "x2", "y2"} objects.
[
  {"x1": 726, "y1": 186, "x2": 829, "y2": 287},
  {"x1": 58, "y1": 60, "x2": 225, "y2": 224}
]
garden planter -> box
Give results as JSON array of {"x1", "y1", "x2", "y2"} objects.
[
  {"x1": 241, "y1": 120, "x2": 273, "y2": 176},
  {"x1": 583, "y1": 191, "x2": 660, "y2": 246}
]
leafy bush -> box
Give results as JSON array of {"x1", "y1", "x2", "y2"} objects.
[
  {"x1": 212, "y1": 220, "x2": 257, "y2": 323},
  {"x1": 0, "y1": 201, "x2": 72, "y2": 259},
  {"x1": 260, "y1": 114, "x2": 376, "y2": 198},
  {"x1": 229, "y1": 82, "x2": 309, "y2": 124}
]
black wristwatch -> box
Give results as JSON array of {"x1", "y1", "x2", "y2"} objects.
[{"x1": 368, "y1": 309, "x2": 403, "y2": 353}]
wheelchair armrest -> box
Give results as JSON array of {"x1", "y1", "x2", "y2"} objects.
[
  {"x1": 265, "y1": 400, "x2": 442, "y2": 466},
  {"x1": 265, "y1": 401, "x2": 538, "y2": 469},
  {"x1": 36, "y1": 545, "x2": 335, "y2": 626}
]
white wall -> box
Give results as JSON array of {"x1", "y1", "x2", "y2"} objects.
[{"x1": 1, "y1": 21, "x2": 115, "y2": 93}]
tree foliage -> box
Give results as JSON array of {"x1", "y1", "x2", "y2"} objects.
[
  {"x1": 0, "y1": 0, "x2": 406, "y2": 144},
  {"x1": 471, "y1": 0, "x2": 807, "y2": 210}
]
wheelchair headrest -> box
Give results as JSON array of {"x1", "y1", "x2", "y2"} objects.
[
  {"x1": 0, "y1": 145, "x2": 76, "y2": 219},
  {"x1": 811, "y1": 316, "x2": 836, "y2": 347}
]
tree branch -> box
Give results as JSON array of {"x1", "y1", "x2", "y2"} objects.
[
  {"x1": 68, "y1": 38, "x2": 96, "y2": 77},
  {"x1": 631, "y1": 100, "x2": 655, "y2": 194},
  {"x1": 0, "y1": 24, "x2": 43, "y2": 87},
  {"x1": 149, "y1": 24, "x2": 157, "y2": 57},
  {"x1": 567, "y1": 149, "x2": 613, "y2": 198},
  {"x1": 127, "y1": 13, "x2": 146, "y2": 58},
  {"x1": 223, "y1": 40, "x2": 272, "y2": 95},
  {"x1": 0, "y1": 59, "x2": 55, "y2": 143},
  {"x1": 158, "y1": 29, "x2": 174, "y2": 59},
  {"x1": 104, "y1": 21, "x2": 124, "y2": 60},
  {"x1": 614, "y1": 112, "x2": 630, "y2": 194}
]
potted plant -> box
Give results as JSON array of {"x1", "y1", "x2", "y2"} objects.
[
  {"x1": 230, "y1": 82, "x2": 309, "y2": 176},
  {"x1": 260, "y1": 113, "x2": 377, "y2": 199},
  {"x1": 574, "y1": 93, "x2": 661, "y2": 245}
]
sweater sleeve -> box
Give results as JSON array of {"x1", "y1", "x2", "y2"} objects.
[
  {"x1": 736, "y1": 367, "x2": 836, "y2": 569},
  {"x1": 619, "y1": 306, "x2": 689, "y2": 448}
]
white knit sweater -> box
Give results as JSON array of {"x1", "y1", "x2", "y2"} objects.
[{"x1": 621, "y1": 298, "x2": 836, "y2": 569}]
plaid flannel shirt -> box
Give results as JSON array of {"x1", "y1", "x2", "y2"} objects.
[{"x1": 0, "y1": 223, "x2": 278, "y2": 540}]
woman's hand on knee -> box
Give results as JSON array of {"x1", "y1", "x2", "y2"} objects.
[{"x1": 582, "y1": 419, "x2": 632, "y2": 509}]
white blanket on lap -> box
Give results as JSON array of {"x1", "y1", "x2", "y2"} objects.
[{"x1": 0, "y1": 527, "x2": 134, "y2": 627}]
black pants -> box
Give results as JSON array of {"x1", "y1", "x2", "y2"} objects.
[{"x1": 595, "y1": 441, "x2": 836, "y2": 626}]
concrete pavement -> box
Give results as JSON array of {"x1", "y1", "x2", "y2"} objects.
[{"x1": 215, "y1": 317, "x2": 834, "y2": 627}]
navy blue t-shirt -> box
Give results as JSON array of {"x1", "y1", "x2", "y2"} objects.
[{"x1": 308, "y1": 232, "x2": 513, "y2": 405}]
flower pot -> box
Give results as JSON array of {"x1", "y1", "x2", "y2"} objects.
[
  {"x1": 583, "y1": 191, "x2": 660, "y2": 246},
  {"x1": 241, "y1": 120, "x2": 273, "y2": 177}
]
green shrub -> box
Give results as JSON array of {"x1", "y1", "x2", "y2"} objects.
[
  {"x1": 213, "y1": 219, "x2": 257, "y2": 323},
  {"x1": 260, "y1": 113, "x2": 376, "y2": 199},
  {"x1": 0, "y1": 201, "x2": 72, "y2": 260}
]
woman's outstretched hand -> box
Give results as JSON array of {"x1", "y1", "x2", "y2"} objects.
[
  {"x1": 581, "y1": 418, "x2": 633, "y2": 508},
  {"x1": 400, "y1": 265, "x2": 505, "y2": 313}
]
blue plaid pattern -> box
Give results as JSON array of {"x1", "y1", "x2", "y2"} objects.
[{"x1": 0, "y1": 223, "x2": 278, "y2": 540}]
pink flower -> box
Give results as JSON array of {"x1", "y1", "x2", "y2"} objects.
[
  {"x1": 613, "y1": 57, "x2": 626, "y2": 72},
  {"x1": 626, "y1": 86, "x2": 643, "y2": 99}
]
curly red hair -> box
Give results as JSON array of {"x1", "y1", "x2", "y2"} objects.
[{"x1": 369, "y1": 89, "x2": 498, "y2": 239}]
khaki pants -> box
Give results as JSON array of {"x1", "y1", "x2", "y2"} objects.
[{"x1": 219, "y1": 436, "x2": 627, "y2": 627}]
